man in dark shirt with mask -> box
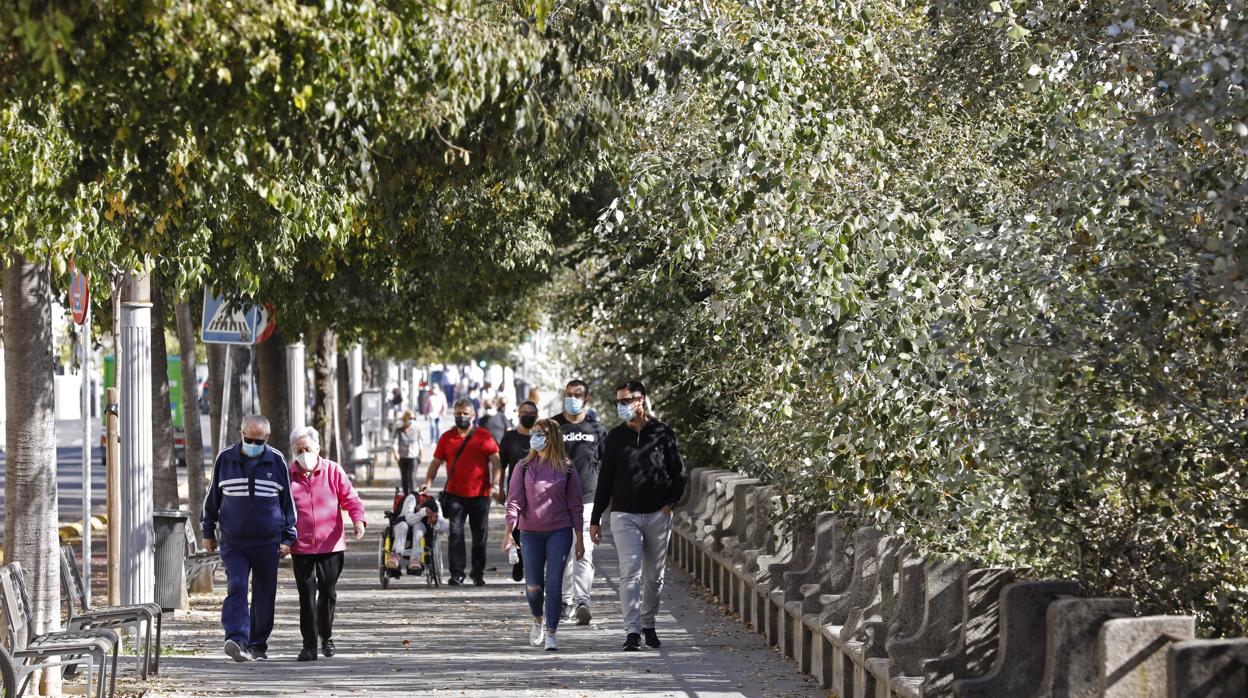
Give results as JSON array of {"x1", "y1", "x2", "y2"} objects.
[
  {"x1": 590, "y1": 380, "x2": 686, "y2": 651},
  {"x1": 202, "y1": 414, "x2": 297, "y2": 662},
  {"x1": 554, "y1": 379, "x2": 608, "y2": 624},
  {"x1": 497, "y1": 400, "x2": 539, "y2": 581}
]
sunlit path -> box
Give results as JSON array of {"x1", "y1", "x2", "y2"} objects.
[{"x1": 143, "y1": 480, "x2": 821, "y2": 698}]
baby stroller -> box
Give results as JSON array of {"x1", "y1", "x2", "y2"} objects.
[{"x1": 378, "y1": 490, "x2": 445, "y2": 589}]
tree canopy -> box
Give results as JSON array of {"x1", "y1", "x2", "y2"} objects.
[
  {"x1": 4, "y1": 0, "x2": 1248, "y2": 636},
  {"x1": 552, "y1": 0, "x2": 1248, "y2": 636}
]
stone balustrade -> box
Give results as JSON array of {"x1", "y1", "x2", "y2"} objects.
[{"x1": 669, "y1": 467, "x2": 1237, "y2": 698}]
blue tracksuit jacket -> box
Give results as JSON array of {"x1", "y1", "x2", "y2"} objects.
[{"x1": 201, "y1": 443, "x2": 298, "y2": 547}]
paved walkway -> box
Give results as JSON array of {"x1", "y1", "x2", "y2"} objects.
[{"x1": 136, "y1": 479, "x2": 821, "y2": 698}]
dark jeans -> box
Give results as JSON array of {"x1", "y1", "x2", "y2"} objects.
[
  {"x1": 292, "y1": 551, "x2": 345, "y2": 649},
  {"x1": 444, "y1": 494, "x2": 490, "y2": 580},
  {"x1": 397, "y1": 457, "x2": 417, "y2": 494},
  {"x1": 520, "y1": 527, "x2": 573, "y2": 632}
]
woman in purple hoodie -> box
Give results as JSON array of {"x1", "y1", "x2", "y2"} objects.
[{"x1": 503, "y1": 418, "x2": 584, "y2": 651}]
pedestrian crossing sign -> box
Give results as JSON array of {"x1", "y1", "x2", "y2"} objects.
[{"x1": 201, "y1": 290, "x2": 262, "y2": 345}]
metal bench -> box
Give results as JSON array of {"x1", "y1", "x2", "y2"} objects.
[
  {"x1": 60, "y1": 545, "x2": 162, "y2": 678},
  {"x1": 184, "y1": 523, "x2": 220, "y2": 591},
  {"x1": 0, "y1": 562, "x2": 118, "y2": 698}
]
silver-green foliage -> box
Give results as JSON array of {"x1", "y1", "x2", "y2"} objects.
[{"x1": 562, "y1": 0, "x2": 1248, "y2": 635}]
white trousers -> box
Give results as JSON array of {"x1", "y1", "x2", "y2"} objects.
[
  {"x1": 392, "y1": 520, "x2": 427, "y2": 558},
  {"x1": 562, "y1": 503, "x2": 596, "y2": 606}
]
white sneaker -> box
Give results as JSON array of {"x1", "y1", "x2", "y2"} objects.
[
  {"x1": 529, "y1": 620, "x2": 546, "y2": 647},
  {"x1": 544, "y1": 633, "x2": 559, "y2": 651},
  {"x1": 224, "y1": 639, "x2": 251, "y2": 662}
]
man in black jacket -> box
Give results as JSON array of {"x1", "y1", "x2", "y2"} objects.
[
  {"x1": 555, "y1": 379, "x2": 608, "y2": 624},
  {"x1": 590, "y1": 380, "x2": 687, "y2": 651}
]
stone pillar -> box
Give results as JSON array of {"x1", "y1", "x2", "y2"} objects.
[
  {"x1": 286, "y1": 342, "x2": 306, "y2": 432},
  {"x1": 348, "y1": 343, "x2": 366, "y2": 459},
  {"x1": 119, "y1": 273, "x2": 155, "y2": 606}
]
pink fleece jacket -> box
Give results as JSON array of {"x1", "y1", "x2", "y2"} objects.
[{"x1": 290, "y1": 457, "x2": 367, "y2": 555}]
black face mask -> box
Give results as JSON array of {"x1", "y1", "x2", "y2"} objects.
[
  {"x1": 519, "y1": 415, "x2": 537, "y2": 429},
  {"x1": 454, "y1": 415, "x2": 473, "y2": 430}
]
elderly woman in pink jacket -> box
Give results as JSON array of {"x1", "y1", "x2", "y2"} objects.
[{"x1": 289, "y1": 426, "x2": 366, "y2": 662}]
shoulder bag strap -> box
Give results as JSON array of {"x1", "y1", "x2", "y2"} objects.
[{"x1": 445, "y1": 427, "x2": 477, "y2": 488}]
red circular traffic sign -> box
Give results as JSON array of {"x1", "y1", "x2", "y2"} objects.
[
  {"x1": 68, "y1": 260, "x2": 90, "y2": 325},
  {"x1": 254, "y1": 304, "x2": 277, "y2": 344}
]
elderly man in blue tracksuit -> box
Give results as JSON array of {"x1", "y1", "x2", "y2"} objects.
[{"x1": 202, "y1": 414, "x2": 298, "y2": 662}]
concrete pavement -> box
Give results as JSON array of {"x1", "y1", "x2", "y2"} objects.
[{"x1": 138, "y1": 481, "x2": 823, "y2": 698}]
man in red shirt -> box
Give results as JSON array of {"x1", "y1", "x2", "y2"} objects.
[{"x1": 421, "y1": 398, "x2": 503, "y2": 585}]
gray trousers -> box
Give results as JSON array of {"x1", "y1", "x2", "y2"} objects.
[{"x1": 610, "y1": 509, "x2": 673, "y2": 635}]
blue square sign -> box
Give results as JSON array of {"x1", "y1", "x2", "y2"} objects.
[{"x1": 201, "y1": 291, "x2": 261, "y2": 345}]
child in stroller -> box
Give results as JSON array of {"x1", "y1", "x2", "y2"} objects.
[{"x1": 386, "y1": 491, "x2": 448, "y2": 574}]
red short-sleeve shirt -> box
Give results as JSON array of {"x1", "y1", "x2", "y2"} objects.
[{"x1": 434, "y1": 428, "x2": 500, "y2": 497}]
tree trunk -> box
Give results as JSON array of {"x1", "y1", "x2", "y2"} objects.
[
  {"x1": 207, "y1": 344, "x2": 244, "y2": 452},
  {"x1": 207, "y1": 343, "x2": 225, "y2": 457},
  {"x1": 310, "y1": 328, "x2": 337, "y2": 460},
  {"x1": 150, "y1": 280, "x2": 179, "y2": 510},
  {"x1": 228, "y1": 348, "x2": 245, "y2": 440},
  {"x1": 365, "y1": 353, "x2": 386, "y2": 389},
  {"x1": 3, "y1": 252, "x2": 62, "y2": 695},
  {"x1": 255, "y1": 329, "x2": 290, "y2": 457},
  {"x1": 174, "y1": 299, "x2": 206, "y2": 539}
]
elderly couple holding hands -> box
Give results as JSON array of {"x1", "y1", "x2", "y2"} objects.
[{"x1": 201, "y1": 415, "x2": 366, "y2": 663}]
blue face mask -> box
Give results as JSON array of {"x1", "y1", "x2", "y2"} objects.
[
  {"x1": 564, "y1": 397, "x2": 585, "y2": 416},
  {"x1": 529, "y1": 433, "x2": 548, "y2": 452},
  {"x1": 241, "y1": 442, "x2": 265, "y2": 458},
  {"x1": 617, "y1": 402, "x2": 637, "y2": 422}
]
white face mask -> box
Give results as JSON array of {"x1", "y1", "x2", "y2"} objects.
[{"x1": 297, "y1": 451, "x2": 319, "y2": 471}]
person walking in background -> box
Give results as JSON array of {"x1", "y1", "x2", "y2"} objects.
[
  {"x1": 498, "y1": 400, "x2": 540, "y2": 580},
  {"x1": 391, "y1": 410, "x2": 423, "y2": 494},
  {"x1": 590, "y1": 381, "x2": 687, "y2": 651},
  {"x1": 425, "y1": 383, "x2": 447, "y2": 442},
  {"x1": 503, "y1": 418, "x2": 585, "y2": 652},
  {"x1": 554, "y1": 380, "x2": 607, "y2": 624},
  {"x1": 202, "y1": 415, "x2": 297, "y2": 662},
  {"x1": 421, "y1": 398, "x2": 503, "y2": 585},
  {"x1": 288, "y1": 426, "x2": 367, "y2": 662},
  {"x1": 389, "y1": 386, "x2": 403, "y2": 418},
  {"x1": 481, "y1": 395, "x2": 514, "y2": 445}
]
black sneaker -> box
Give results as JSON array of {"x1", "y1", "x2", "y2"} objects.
[
  {"x1": 472, "y1": 576, "x2": 485, "y2": 586},
  {"x1": 448, "y1": 575, "x2": 464, "y2": 586},
  {"x1": 623, "y1": 633, "x2": 642, "y2": 651},
  {"x1": 297, "y1": 647, "x2": 317, "y2": 662},
  {"x1": 642, "y1": 628, "x2": 661, "y2": 648},
  {"x1": 249, "y1": 648, "x2": 269, "y2": 661},
  {"x1": 322, "y1": 638, "x2": 336, "y2": 657}
]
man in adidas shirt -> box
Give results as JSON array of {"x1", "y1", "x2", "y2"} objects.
[
  {"x1": 202, "y1": 415, "x2": 298, "y2": 662},
  {"x1": 555, "y1": 379, "x2": 608, "y2": 624}
]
